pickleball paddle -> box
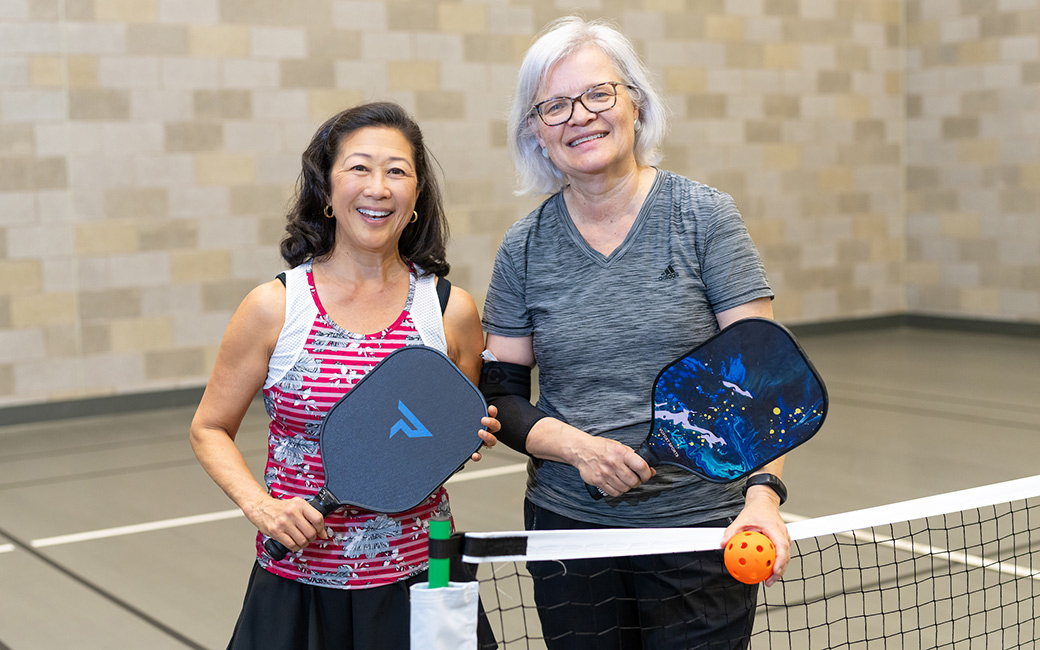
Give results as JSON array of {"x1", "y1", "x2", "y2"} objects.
[
  {"x1": 265, "y1": 345, "x2": 487, "y2": 560},
  {"x1": 588, "y1": 318, "x2": 827, "y2": 498}
]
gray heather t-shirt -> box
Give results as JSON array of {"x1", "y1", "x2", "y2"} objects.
[{"x1": 482, "y1": 170, "x2": 774, "y2": 527}]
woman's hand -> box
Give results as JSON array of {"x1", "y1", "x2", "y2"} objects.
[
  {"x1": 248, "y1": 495, "x2": 329, "y2": 555},
  {"x1": 470, "y1": 405, "x2": 501, "y2": 462},
  {"x1": 721, "y1": 486, "x2": 790, "y2": 587},
  {"x1": 482, "y1": 333, "x2": 656, "y2": 495},
  {"x1": 525, "y1": 418, "x2": 656, "y2": 497},
  {"x1": 572, "y1": 435, "x2": 657, "y2": 497}
]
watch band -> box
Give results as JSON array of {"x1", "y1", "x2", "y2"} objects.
[{"x1": 742, "y1": 473, "x2": 787, "y2": 506}]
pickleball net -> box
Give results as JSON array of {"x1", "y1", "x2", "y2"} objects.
[{"x1": 421, "y1": 474, "x2": 1040, "y2": 648}]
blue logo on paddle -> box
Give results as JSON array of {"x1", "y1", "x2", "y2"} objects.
[{"x1": 390, "y1": 401, "x2": 433, "y2": 439}]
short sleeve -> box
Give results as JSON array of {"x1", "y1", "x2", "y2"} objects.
[
  {"x1": 482, "y1": 224, "x2": 533, "y2": 337},
  {"x1": 696, "y1": 188, "x2": 773, "y2": 313}
]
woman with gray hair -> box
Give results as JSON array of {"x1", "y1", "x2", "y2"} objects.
[{"x1": 480, "y1": 16, "x2": 790, "y2": 649}]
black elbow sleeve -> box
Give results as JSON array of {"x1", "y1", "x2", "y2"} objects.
[{"x1": 478, "y1": 361, "x2": 548, "y2": 456}]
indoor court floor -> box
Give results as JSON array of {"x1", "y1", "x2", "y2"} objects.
[{"x1": 0, "y1": 325, "x2": 1038, "y2": 649}]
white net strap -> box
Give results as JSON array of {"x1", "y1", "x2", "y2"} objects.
[{"x1": 460, "y1": 473, "x2": 1040, "y2": 563}]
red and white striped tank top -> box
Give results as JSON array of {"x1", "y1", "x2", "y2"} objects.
[{"x1": 256, "y1": 262, "x2": 450, "y2": 589}]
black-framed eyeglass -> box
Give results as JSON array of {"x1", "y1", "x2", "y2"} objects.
[{"x1": 531, "y1": 81, "x2": 635, "y2": 127}]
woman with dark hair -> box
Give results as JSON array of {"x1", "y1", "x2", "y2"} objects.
[
  {"x1": 281, "y1": 101, "x2": 451, "y2": 276},
  {"x1": 190, "y1": 101, "x2": 499, "y2": 649}
]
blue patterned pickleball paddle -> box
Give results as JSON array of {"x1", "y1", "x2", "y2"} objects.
[
  {"x1": 265, "y1": 345, "x2": 487, "y2": 559},
  {"x1": 588, "y1": 318, "x2": 827, "y2": 498}
]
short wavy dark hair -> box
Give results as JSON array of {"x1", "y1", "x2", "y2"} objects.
[{"x1": 281, "y1": 101, "x2": 449, "y2": 276}]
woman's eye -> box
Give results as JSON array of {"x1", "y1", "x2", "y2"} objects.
[{"x1": 544, "y1": 101, "x2": 567, "y2": 115}]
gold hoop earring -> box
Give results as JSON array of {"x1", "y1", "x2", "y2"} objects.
[
  {"x1": 410, "y1": 211, "x2": 418, "y2": 224},
  {"x1": 324, "y1": 205, "x2": 334, "y2": 218}
]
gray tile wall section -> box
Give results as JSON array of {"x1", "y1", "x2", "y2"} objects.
[{"x1": 0, "y1": 0, "x2": 1038, "y2": 407}]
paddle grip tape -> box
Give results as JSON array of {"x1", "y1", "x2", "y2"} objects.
[
  {"x1": 478, "y1": 361, "x2": 547, "y2": 456},
  {"x1": 262, "y1": 487, "x2": 340, "y2": 561}
]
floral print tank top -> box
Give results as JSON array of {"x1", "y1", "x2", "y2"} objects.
[{"x1": 257, "y1": 265, "x2": 449, "y2": 589}]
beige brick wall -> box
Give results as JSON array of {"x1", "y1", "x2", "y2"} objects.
[
  {"x1": 905, "y1": 0, "x2": 1040, "y2": 319},
  {"x1": 0, "y1": 0, "x2": 1036, "y2": 407}
]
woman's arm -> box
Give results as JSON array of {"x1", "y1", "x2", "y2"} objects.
[
  {"x1": 441, "y1": 282, "x2": 500, "y2": 458},
  {"x1": 715, "y1": 297, "x2": 791, "y2": 586},
  {"x1": 715, "y1": 296, "x2": 773, "y2": 329},
  {"x1": 189, "y1": 280, "x2": 327, "y2": 553},
  {"x1": 484, "y1": 333, "x2": 655, "y2": 496}
]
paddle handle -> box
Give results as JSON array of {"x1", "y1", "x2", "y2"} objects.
[
  {"x1": 263, "y1": 486, "x2": 341, "y2": 561},
  {"x1": 586, "y1": 441, "x2": 659, "y2": 499}
]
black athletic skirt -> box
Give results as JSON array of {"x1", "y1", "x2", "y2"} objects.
[{"x1": 227, "y1": 562, "x2": 497, "y2": 650}]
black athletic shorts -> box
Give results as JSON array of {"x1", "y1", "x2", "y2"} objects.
[{"x1": 524, "y1": 499, "x2": 758, "y2": 650}]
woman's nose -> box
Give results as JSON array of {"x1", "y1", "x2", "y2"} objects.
[
  {"x1": 568, "y1": 99, "x2": 597, "y2": 125},
  {"x1": 365, "y1": 173, "x2": 390, "y2": 197}
]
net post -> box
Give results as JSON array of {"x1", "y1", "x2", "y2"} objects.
[
  {"x1": 412, "y1": 522, "x2": 480, "y2": 649},
  {"x1": 428, "y1": 515, "x2": 451, "y2": 588}
]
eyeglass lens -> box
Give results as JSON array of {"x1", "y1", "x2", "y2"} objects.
[{"x1": 537, "y1": 83, "x2": 618, "y2": 125}]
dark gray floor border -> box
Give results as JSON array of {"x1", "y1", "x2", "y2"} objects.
[
  {"x1": 786, "y1": 313, "x2": 1040, "y2": 338},
  {"x1": 1, "y1": 314, "x2": 1037, "y2": 427},
  {"x1": 1, "y1": 386, "x2": 206, "y2": 428}
]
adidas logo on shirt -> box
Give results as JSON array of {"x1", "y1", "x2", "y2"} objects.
[{"x1": 658, "y1": 264, "x2": 678, "y2": 281}]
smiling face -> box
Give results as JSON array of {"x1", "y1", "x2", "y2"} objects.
[
  {"x1": 327, "y1": 126, "x2": 419, "y2": 257},
  {"x1": 532, "y1": 45, "x2": 640, "y2": 186}
]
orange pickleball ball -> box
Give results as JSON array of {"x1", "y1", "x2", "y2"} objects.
[{"x1": 724, "y1": 531, "x2": 776, "y2": 584}]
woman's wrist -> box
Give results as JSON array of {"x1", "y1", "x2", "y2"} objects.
[
  {"x1": 525, "y1": 417, "x2": 582, "y2": 464},
  {"x1": 742, "y1": 473, "x2": 787, "y2": 506}
]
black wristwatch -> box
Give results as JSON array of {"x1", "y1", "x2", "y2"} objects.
[{"x1": 742, "y1": 473, "x2": 787, "y2": 506}]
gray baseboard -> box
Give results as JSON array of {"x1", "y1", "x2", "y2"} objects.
[
  {"x1": 1, "y1": 313, "x2": 1036, "y2": 426},
  {"x1": 1, "y1": 386, "x2": 206, "y2": 428},
  {"x1": 787, "y1": 313, "x2": 1040, "y2": 338}
]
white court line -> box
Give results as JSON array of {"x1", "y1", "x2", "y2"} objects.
[
  {"x1": 448, "y1": 462, "x2": 527, "y2": 483},
  {"x1": 0, "y1": 463, "x2": 529, "y2": 554},
  {"x1": 31, "y1": 510, "x2": 244, "y2": 548},
  {"x1": 10, "y1": 485, "x2": 1033, "y2": 582}
]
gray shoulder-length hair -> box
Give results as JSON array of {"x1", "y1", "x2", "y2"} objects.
[{"x1": 507, "y1": 16, "x2": 668, "y2": 196}]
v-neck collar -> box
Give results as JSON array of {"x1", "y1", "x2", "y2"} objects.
[{"x1": 554, "y1": 169, "x2": 663, "y2": 267}]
